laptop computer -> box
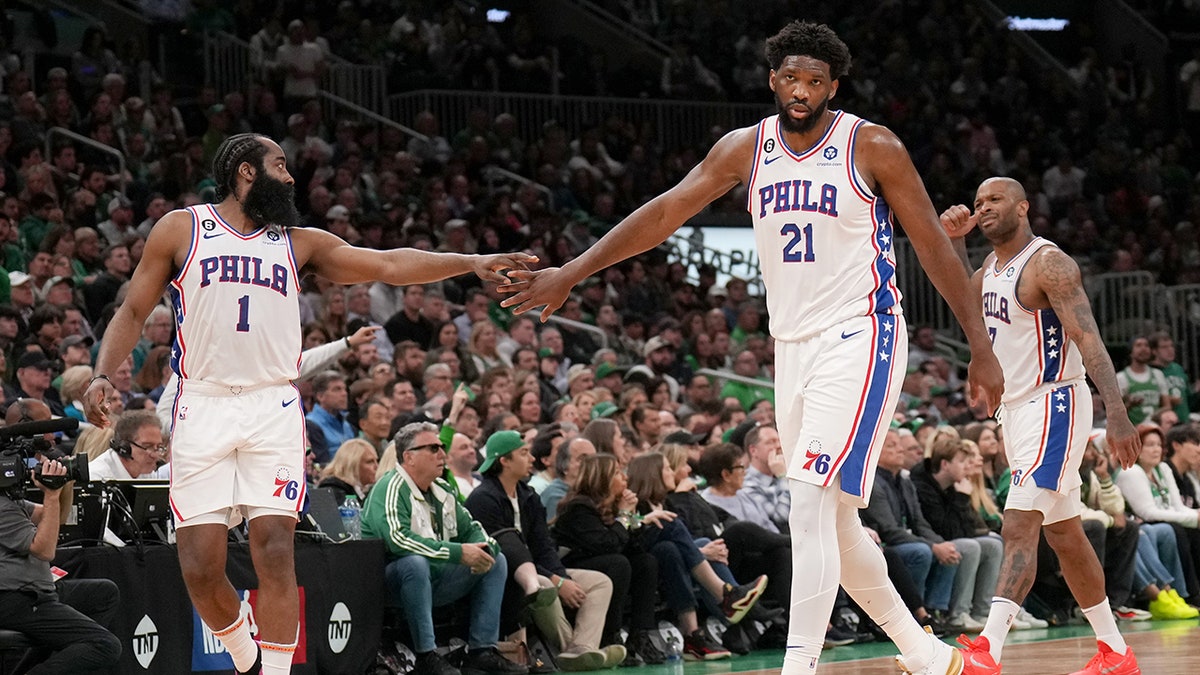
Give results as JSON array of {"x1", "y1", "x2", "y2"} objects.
[{"x1": 300, "y1": 486, "x2": 351, "y2": 543}]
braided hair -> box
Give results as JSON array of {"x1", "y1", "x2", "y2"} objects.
[{"x1": 212, "y1": 133, "x2": 268, "y2": 202}]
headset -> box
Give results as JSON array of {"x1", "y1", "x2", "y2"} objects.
[{"x1": 111, "y1": 436, "x2": 133, "y2": 458}]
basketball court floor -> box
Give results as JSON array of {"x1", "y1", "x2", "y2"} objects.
[{"x1": 617, "y1": 619, "x2": 1198, "y2": 674}]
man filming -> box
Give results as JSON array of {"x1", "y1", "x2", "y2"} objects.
[{"x1": 0, "y1": 447, "x2": 122, "y2": 672}]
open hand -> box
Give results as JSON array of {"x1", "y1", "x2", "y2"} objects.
[
  {"x1": 498, "y1": 267, "x2": 577, "y2": 323},
  {"x1": 966, "y1": 348, "x2": 1004, "y2": 416}
]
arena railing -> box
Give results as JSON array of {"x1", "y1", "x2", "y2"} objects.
[
  {"x1": 388, "y1": 90, "x2": 769, "y2": 156},
  {"x1": 46, "y1": 127, "x2": 126, "y2": 195},
  {"x1": 1159, "y1": 284, "x2": 1200, "y2": 380},
  {"x1": 694, "y1": 368, "x2": 775, "y2": 391},
  {"x1": 203, "y1": 31, "x2": 385, "y2": 114}
]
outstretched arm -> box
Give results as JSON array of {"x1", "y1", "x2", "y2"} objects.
[
  {"x1": 1033, "y1": 247, "x2": 1140, "y2": 468},
  {"x1": 500, "y1": 126, "x2": 755, "y2": 321},
  {"x1": 296, "y1": 228, "x2": 537, "y2": 287},
  {"x1": 859, "y1": 125, "x2": 1002, "y2": 412}
]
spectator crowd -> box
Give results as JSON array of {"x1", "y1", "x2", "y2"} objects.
[{"x1": 1, "y1": 0, "x2": 1200, "y2": 672}]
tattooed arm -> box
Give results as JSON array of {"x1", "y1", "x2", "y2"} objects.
[{"x1": 1032, "y1": 247, "x2": 1140, "y2": 469}]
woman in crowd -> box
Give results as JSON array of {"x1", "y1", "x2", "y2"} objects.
[
  {"x1": 512, "y1": 388, "x2": 546, "y2": 426},
  {"x1": 659, "y1": 444, "x2": 792, "y2": 614},
  {"x1": 553, "y1": 454, "x2": 662, "y2": 666},
  {"x1": 581, "y1": 418, "x2": 631, "y2": 467},
  {"x1": 318, "y1": 438, "x2": 380, "y2": 504},
  {"x1": 1117, "y1": 423, "x2": 1200, "y2": 607},
  {"x1": 628, "y1": 451, "x2": 784, "y2": 653},
  {"x1": 468, "y1": 320, "x2": 504, "y2": 375}
]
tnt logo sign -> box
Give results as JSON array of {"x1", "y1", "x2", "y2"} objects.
[
  {"x1": 133, "y1": 615, "x2": 159, "y2": 668},
  {"x1": 328, "y1": 602, "x2": 353, "y2": 654},
  {"x1": 192, "y1": 587, "x2": 308, "y2": 671}
]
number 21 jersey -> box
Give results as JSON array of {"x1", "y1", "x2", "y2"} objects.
[
  {"x1": 747, "y1": 111, "x2": 902, "y2": 342},
  {"x1": 168, "y1": 204, "x2": 302, "y2": 387}
]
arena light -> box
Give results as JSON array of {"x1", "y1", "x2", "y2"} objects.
[{"x1": 1005, "y1": 16, "x2": 1070, "y2": 31}]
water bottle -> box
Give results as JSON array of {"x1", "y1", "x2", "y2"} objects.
[
  {"x1": 664, "y1": 634, "x2": 683, "y2": 675},
  {"x1": 339, "y1": 497, "x2": 361, "y2": 541}
]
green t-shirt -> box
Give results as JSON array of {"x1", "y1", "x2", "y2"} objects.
[
  {"x1": 1157, "y1": 361, "x2": 1193, "y2": 420},
  {"x1": 1116, "y1": 366, "x2": 1170, "y2": 425}
]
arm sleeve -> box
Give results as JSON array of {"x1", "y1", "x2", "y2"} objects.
[{"x1": 298, "y1": 339, "x2": 350, "y2": 380}]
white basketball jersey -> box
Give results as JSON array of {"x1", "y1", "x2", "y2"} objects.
[
  {"x1": 981, "y1": 237, "x2": 1085, "y2": 404},
  {"x1": 168, "y1": 204, "x2": 302, "y2": 387},
  {"x1": 747, "y1": 111, "x2": 902, "y2": 342}
]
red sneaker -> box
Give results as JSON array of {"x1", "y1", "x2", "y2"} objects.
[
  {"x1": 957, "y1": 634, "x2": 1002, "y2": 675},
  {"x1": 1068, "y1": 642, "x2": 1140, "y2": 675}
]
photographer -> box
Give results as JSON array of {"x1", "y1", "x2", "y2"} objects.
[{"x1": 0, "y1": 454, "x2": 121, "y2": 672}]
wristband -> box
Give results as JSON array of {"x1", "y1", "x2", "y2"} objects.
[
  {"x1": 90, "y1": 374, "x2": 112, "y2": 386},
  {"x1": 343, "y1": 336, "x2": 351, "y2": 348},
  {"x1": 556, "y1": 576, "x2": 565, "y2": 589}
]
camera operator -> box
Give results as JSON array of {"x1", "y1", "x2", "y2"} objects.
[
  {"x1": 0, "y1": 454, "x2": 122, "y2": 672},
  {"x1": 88, "y1": 410, "x2": 169, "y2": 481}
]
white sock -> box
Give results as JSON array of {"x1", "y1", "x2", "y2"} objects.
[
  {"x1": 980, "y1": 597, "x2": 1020, "y2": 662},
  {"x1": 210, "y1": 615, "x2": 258, "y2": 672},
  {"x1": 260, "y1": 640, "x2": 296, "y2": 675},
  {"x1": 1081, "y1": 599, "x2": 1126, "y2": 654}
]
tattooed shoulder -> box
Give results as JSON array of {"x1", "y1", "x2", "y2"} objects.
[{"x1": 1033, "y1": 247, "x2": 1081, "y2": 297}]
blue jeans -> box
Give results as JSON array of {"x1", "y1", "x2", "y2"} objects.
[
  {"x1": 890, "y1": 541, "x2": 954, "y2": 611},
  {"x1": 694, "y1": 537, "x2": 738, "y2": 622},
  {"x1": 384, "y1": 552, "x2": 508, "y2": 653},
  {"x1": 1135, "y1": 522, "x2": 1187, "y2": 596},
  {"x1": 950, "y1": 535, "x2": 1004, "y2": 618},
  {"x1": 640, "y1": 518, "x2": 706, "y2": 613}
]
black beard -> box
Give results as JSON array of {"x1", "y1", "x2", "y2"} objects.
[
  {"x1": 241, "y1": 174, "x2": 299, "y2": 229},
  {"x1": 777, "y1": 95, "x2": 829, "y2": 135}
]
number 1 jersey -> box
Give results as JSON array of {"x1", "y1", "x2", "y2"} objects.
[
  {"x1": 168, "y1": 204, "x2": 302, "y2": 387},
  {"x1": 747, "y1": 111, "x2": 902, "y2": 342}
]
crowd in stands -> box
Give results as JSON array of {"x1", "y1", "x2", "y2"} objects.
[{"x1": 2, "y1": 0, "x2": 1200, "y2": 671}]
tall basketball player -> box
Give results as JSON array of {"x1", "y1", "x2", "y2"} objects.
[
  {"x1": 940, "y1": 178, "x2": 1141, "y2": 675},
  {"x1": 499, "y1": 21, "x2": 1003, "y2": 675},
  {"x1": 82, "y1": 134, "x2": 535, "y2": 675}
]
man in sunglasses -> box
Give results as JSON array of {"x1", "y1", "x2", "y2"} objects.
[
  {"x1": 361, "y1": 421, "x2": 527, "y2": 675},
  {"x1": 88, "y1": 410, "x2": 169, "y2": 480}
]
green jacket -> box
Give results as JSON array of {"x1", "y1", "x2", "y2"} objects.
[{"x1": 361, "y1": 466, "x2": 497, "y2": 568}]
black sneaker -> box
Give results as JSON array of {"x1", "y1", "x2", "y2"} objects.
[
  {"x1": 626, "y1": 630, "x2": 665, "y2": 665},
  {"x1": 721, "y1": 575, "x2": 768, "y2": 624},
  {"x1": 415, "y1": 650, "x2": 462, "y2": 675},
  {"x1": 460, "y1": 646, "x2": 528, "y2": 675},
  {"x1": 682, "y1": 630, "x2": 731, "y2": 661},
  {"x1": 823, "y1": 624, "x2": 857, "y2": 648},
  {"x1": 722, "y1": 623, "x2": 752, "y2": 655},
  {"x1": 236, "y1": 646, "x2": 262, "y2": 675}
]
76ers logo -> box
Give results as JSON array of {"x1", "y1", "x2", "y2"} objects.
[
  {"x1": 272, "y1": 468, "x2": 299, "y2": 500},
  {"x1": 801, "y1": 440, "x2": 832, "y2": 475}
]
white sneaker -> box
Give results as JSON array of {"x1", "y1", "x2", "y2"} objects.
[
  {"x1": 948, "y1": 611, "x2": 984, "y2": 632},
  {"x1": 895, "y1": 626, "x2": 964, "y2": 674},
  {"x1": 1113, "y1": 605, "x2": 1152, "y2": 622},
  {"x1": 1015, "y1": 607, "x2": 1048, "y2": 629}
]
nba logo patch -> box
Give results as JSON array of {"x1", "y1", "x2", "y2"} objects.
[{"x1": 177, "y1": 405, "x2": 188, "y2": 421}]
